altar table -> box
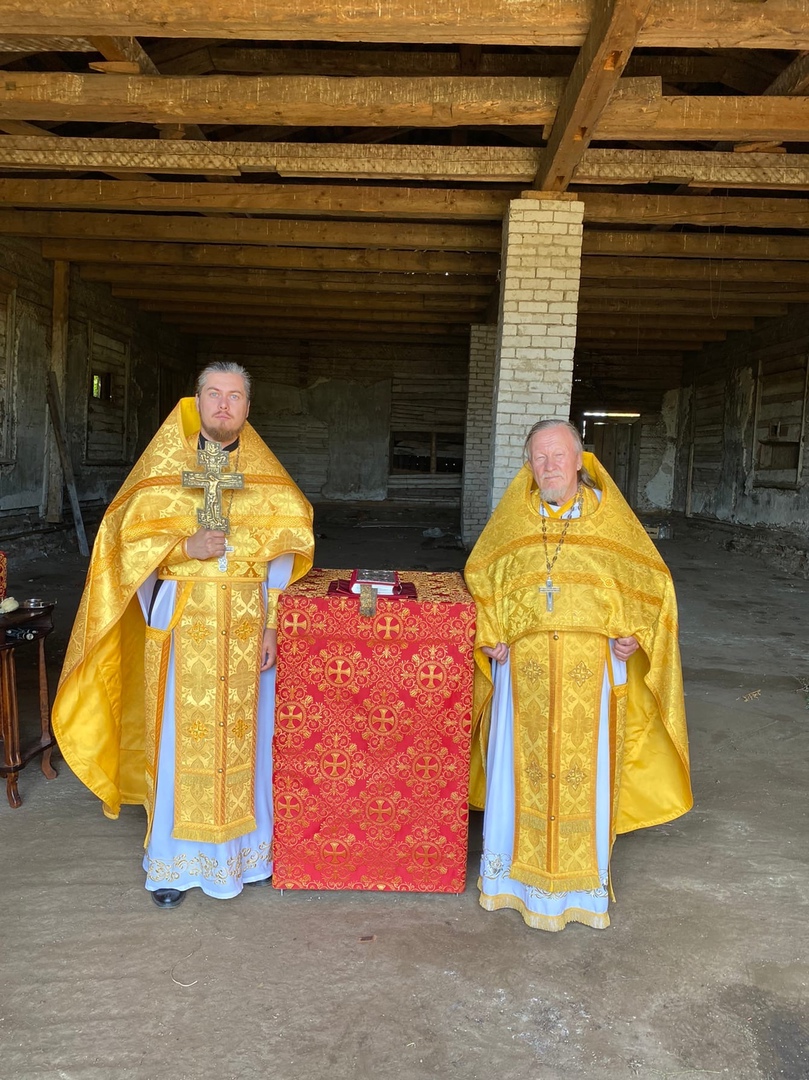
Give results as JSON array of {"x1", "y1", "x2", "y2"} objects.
[{"x1": 274, "y1": 570, "x2": 475, "y2": 892}]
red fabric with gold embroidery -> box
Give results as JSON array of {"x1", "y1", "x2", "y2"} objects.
[{"x1": 274, "y1": 569, "x2": 475, "y2": 892}]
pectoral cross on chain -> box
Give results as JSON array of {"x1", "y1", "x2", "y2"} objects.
[
  {"x1": 182, "y1": 441, "x2": 244, "y2": 571},
  {"x1": 538, "y1": 576, "x2": 560, "y2": 612}
]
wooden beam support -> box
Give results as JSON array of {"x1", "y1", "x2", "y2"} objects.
[
  {"x1": 45, "y1": 259, "x2": 69, "y2": 522},
  {"x1": 581, "y1": 231, "x2": 809, "y2": 261},
  {"x1": 0, "y1": 178, "x2": 516, "y2": 220},
  {"x1": 159, "y1": 313, "x2": 471, "y2": 335},
  {"x1": 79, "y1": 264, "x2": 496, "y2": 294},
  {"x1": 87, "y1": 36, "x2": 159, "y2": 75},
  {"x1": 6, "y1": 180, "x2": 809, "y2": 233},
  {"x1": 8, "y1": 209, "x2": 809, "y2": 263},
  {"x1": 2, "y1": 71, "x2": 808, "y2": 141},
  {"x1": 4, "y1": 137, "x2": 809, "y2": 190},
  {"x1": 118, "y1": 288, "x2": 486, "y2": 313},
  {"x1": 41, "y1": 238, "x2": 499, "y2": 275},
  {"x1": 0, "y1": 209, "x2": 501, "y2": 251},
  {"x1": 2, "y1": 2, "x2": 809, "y2": 50},
  {"x1": 580, "y1": 257, "x2": 809, "y2": 283},
  {"x1": 0, "y1": 35, "x2": 94, "y2": 52},
  {"x1": 0, "y1": 72, "x2": 668, "y2": 129},
  {"x1": 574, "y1": 148, "x2": 809, "y2": 190},
  {"x1": 142, "y1": 301, "x2": 475, "y2": 325},
  {"x1": 535, "y1": 0, "x2": 651, "y2": 190}
]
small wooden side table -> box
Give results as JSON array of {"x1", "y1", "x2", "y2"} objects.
[{"x1": 0, "y1": 603, "x2": 57, "y2": 809}]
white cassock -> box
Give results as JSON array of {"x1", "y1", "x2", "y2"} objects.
[
  {"x1": 136, "y1": 553, "x2": 294, "y2": 899},
  {"x1": 478, "y1": 493, "x2": 627, "y2": 931}
]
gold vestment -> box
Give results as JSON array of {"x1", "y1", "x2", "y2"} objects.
[
  {"x1": 464, "y1": 454, "x2": 691, "y2": 893},
  {"x1": 53, "y1": 398, "x2": 314, "y2": 843}
]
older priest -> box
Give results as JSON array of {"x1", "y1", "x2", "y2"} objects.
[
  {"x1": 465, "y1": 420, "x2": 691, "y2": 931},
  {"x1": 53, "y1": 363, "x2": 313, "y2": 907}
]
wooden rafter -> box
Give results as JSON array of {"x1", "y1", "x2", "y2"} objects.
[
  {"x1": 3, "y1": 138, "x2": 809, "y2": 190},
  {"x1": 0, "y1": 72, "x2": 662, "y2": 128},
  {"x1": 8, "y1": 210, "x2": 809, "y2": 261},
  {"x1": 6, "y1": 180, "x2": 809, "y2": 230},
  {"x1": 535, "y1": 0, "x2": 652, "y2": 191},
  {"x1": 0, "y1": 210, "x2": 501, "y2": 250},
  {"x1": 78, "y1": 265, "x2": 496, "y2": 294},
  {"x1": 2, "y1": 1, "x2": 808, "y2": 50},
  {"x1": 39, "y1": 238, "x2": 500, "y2": 275}
]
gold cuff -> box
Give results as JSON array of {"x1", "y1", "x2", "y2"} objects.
[{"x1": 265, "y1": 588, "x2": 281, "y2": 629}]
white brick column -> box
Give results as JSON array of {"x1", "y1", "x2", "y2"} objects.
[
  {"x1": 461, "y1": 324, "x2": 497, "y2": 547},
  {"x1": 490, "y1": 196, "x2": 584, "y2": 508}
]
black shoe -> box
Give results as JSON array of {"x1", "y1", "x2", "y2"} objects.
[
  {"x1": 151, "y1": 888, "x2": 185, "y2": 909},
  {"x1": 244, "y1": 876, "x2": 272, "y2": 887}
]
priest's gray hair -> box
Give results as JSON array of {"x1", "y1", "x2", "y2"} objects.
[
  {"x1": 523, "y1": 419, "x2": 596, "y2": 487},
  {"x1": 196, "y1": 361, "x2": 252, "y2": 400}
]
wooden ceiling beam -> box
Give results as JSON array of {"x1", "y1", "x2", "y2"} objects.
[
  {"x1": 158, "y1": 313, "x2": 471, "y2": 335},
  {"x1": 144, "y1": 301, "x2": 474, "y2": 325},
  {"x1": 86, "y1": 37, "x2": 159, "y2": 75},
  {"x1": 155, "y1": 47, "x2": 773, "y2": 90},
  {"x1": 4, "y1": 137, "x2": 809, "y2": 189},
  {"x1": 573, "y1": 148, "x2": 809, "y2": 190},
  {"x1": 174, "y1": 325, "x2": 469, "y2": 343},
  {"x1": 580, "y1": 257, "x2": 809, "y2": 283},
  {"x1": 576, "y1": 314, "x2": 754, "y2": 331},
  {"x1": 578, "y1": 299, "x2": 787, "y2": 317},
  {"x1": 0, "y1": 178, "x2": 516, "y2": 219},
  {"x1": 582, "y1": 231, "x2": 809, "y2": 261},
  {"x1": 0, "y1": 72, "x2": 669, "y2": 130},
  {"x1": 2, "y1": 72, "x2": 809, "y2": 141},
  {"x1": 9, "y1": 208, "x2": 809, "y2": 263},
  {"x1": 0, "y1": 209, "x2": 501, "y2": 250},
  {"x1": 3, "y1": 2, "x2": 809, "y2": 50},
  {"x1": 40, "y1": 238, "x2": 499, "y2": 275},
  {"x1": 0, "y1": 35, "x2": 94, "y2": 52},
  {"x1": 535, "y1": 0, "x2": 651, "y2": 190},
  {"x1": 115, "y1": 287, "x2": 486, "y2": 312},
  {"x1": 6, "y1": 180, "x2": 809, "y2": 233},
  {"x1": 79, "y1": 264, "x2": 496, "y2": 294},
  {"x1": 580, "y1": 281, "x2": 809, "y2": 302}
]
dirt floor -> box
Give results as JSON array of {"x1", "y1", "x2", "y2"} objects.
[{"x1": 1, "y1": 505, "x2": 808, "y2": 1080}]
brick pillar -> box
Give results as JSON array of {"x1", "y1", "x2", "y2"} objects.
[
  {"x1": 461, "y1": 324, "x2": 497, "y2": 547},
  {"x1": 490, "y1": 196, "x2": 584, "y2": 508}
]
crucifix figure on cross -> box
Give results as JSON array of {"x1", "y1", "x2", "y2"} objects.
[
  {"x1": 538, "y1": 575, "x2": 560, "y2": 613},
  {"x1": 182, "y1": 441, "x2": 245, "y2": 569}
]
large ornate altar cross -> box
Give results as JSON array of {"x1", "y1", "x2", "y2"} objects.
[{"x1": 182, "y1": 441, "x2": 245, "y2": 534}]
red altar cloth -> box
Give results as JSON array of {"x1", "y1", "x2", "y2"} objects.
[{"x1": 273, "y1": 569, "x2": 475, "y2": 892}]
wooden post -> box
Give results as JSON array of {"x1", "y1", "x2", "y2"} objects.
[
  {"x1": 46, "y1": 370, "x2": 89, "y2": 556},
  {"x1": 45, "y1": 260, "x2": 69, "y2": 521}
]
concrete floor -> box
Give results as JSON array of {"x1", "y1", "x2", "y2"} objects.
[{"x1": 1, "y1": 507, "x2": 808, "y2": 1080}]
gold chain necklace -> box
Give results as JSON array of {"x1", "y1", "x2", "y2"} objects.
[{"x1": 538, "y1": 483, "x2": 583, "y2": 613}]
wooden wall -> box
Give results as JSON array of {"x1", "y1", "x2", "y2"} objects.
[
  {"x1": 0, "y1": 237, "x2": 192, "y2": 537},
  {"x1": 196, "y1": 337, "x2": 469, "y2": 503},
  {"x1": 674, "y1": 308, "x2": 809, "y2": 530}
]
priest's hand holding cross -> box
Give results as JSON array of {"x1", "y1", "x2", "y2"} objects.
[{"x1": 184, "y1": 528, "x2": 229, "y2": 561}]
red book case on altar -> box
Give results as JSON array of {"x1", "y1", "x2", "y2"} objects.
[{"x1": 273, "y1": 569, "x2": 475, "y2": 893}]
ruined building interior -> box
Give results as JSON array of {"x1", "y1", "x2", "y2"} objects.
[{"x1": 1, "y1": 5, "x2": 808, "y2": 1078}]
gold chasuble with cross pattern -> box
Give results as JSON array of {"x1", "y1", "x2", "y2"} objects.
[
  {"x1": 53, "y1": 397, "x2": 313, "y2": 844},
  {"x1": 464, "y1": 453, "x2": 691, "y2": 894}
]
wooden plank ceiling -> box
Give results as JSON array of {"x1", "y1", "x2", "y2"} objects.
[{"x1": 1, "y1": 1, "x2": 809, "y2": 411}]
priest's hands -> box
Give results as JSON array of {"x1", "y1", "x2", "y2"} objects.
[
  {"x1": 482, "y1": 642, "x2": 509, "y2": 665},
  {"x1": 260, "y1": 628, "x2": 278, "y2": 672},
  {"x1": 613, "y1": 636, "x2": 640, "y2": 661},
  {"x1": 185, "y1": 527, "x2": 228, "y2": 560}
]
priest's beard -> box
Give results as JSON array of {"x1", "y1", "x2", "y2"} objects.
[
  {"x1": 204, "y1": 421, "x2": 244, "y2": 445},
  {"x1": 540, "y1": 482, "x2": 572, "y2": 506}
]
